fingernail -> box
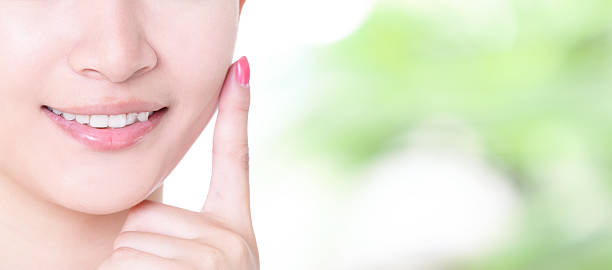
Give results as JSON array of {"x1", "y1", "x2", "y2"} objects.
[{"x1": 235, "y1": 56, "x2": 250, "y2": 87}]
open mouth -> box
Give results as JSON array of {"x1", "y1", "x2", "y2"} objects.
[
  {"x1": 42, "y1": 105, "x2": 168, "y2": 151},
  {"x1": 42, "y1": 105, "x2": 166, "y2": 129}
]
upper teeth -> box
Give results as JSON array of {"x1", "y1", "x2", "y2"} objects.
[{"x1": 48, "y1": 106, "x2": 154, "y2": 128}]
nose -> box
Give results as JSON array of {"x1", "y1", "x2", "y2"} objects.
[{"x1": 67, "y1": 1, "x2": 157, "y2": 83}]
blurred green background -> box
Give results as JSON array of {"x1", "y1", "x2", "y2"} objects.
[
  {"x1": 298, "y1": 0, "x2": 612, "y2": 269},
  {"x1": 168, "y1": 0, "x2": 612, "y2": 269}
]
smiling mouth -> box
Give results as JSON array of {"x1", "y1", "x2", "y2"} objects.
[
  {"x1": 42, "y1": 105, "x2": 167, "y2": 129},
  {"x1": 42, "y1": 105, "x2": 168, "y2": 151}
]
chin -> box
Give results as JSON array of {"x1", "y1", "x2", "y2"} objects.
[{"x1": 34, "y1": 164, "x2": 164, "y2": 215}]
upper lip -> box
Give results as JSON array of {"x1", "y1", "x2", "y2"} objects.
[{"x1": 45, "y1": 100, "x2": 166, "y2": 115}]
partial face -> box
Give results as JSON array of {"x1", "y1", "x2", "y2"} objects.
[{"x1": 0, "y1": 1, "x2": 240, "y2": 214}]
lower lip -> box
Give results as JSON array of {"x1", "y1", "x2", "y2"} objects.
[{"x1": 42, "y1": 106, "x2": 167, "y2": 151}]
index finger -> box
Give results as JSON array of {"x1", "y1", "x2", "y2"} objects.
[{"x1": 201, "y1": 56, "x2": 252, "y2": 230}]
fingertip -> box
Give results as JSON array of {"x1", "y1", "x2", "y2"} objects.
[
  {"x1": 218, "y1": 56, "x2": 251, "y2": 113},
  {"x1": 235, "y1": 56, "x2": 250, "y2": 88}
]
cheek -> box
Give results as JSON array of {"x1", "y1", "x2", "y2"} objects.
[
  {"x1": 0, "y1": 5, "x2": 74, "y2": 207},
  {"x1": 150, "y1": 4, "x2": 239, "y2": 172},
  {"x1": 152, "y1": 6, "x2": 238, "y2": 106}
]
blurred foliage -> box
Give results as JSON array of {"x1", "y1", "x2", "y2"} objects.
[{"x1": 292, "y1": 0, "x2": 612, "y2": 269}]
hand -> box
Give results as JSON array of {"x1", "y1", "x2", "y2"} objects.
[{"x1": 97, "y1": 56, "x2": 258, "y2": 270}]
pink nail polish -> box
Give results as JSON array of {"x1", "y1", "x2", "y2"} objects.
[{"x1": 235, "y1": 56, "x2": 250, "y2": 87}]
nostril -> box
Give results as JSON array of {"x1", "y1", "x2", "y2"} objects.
[
  {"x1": 79, "y1": 66, "x2": 151, "y2": 82},
  {"x1": 80, "y1": 68, "x2": 106, "y2": 80},
  {"x1": 133, "y1": 66, "x2": 152, "y2": 78}
]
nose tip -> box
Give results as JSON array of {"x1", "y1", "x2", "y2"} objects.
[
  {"x1": 67, "y1": 3, "x2": 158, "y2": 83},
  {"x1": 72, "y1": 43, "x2": 158, "y2": 83}
]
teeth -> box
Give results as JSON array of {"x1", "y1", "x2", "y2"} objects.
[
  {"x1": 62, "y1": 112, "x2": 76, "y2": 121},
  {"x1": 137, "y1": 112, "x2": 149, "y2": 122},
  {"x1": 126, "y1": 113, "x2": 137, "y2": 125},
  {"x1": 89, "y1": 115, "x2": 108, "y2": 128},
  {"x1": 108, "y1": 114, "x2": 127, "y2": 128},
  {"x1": 47, "y1": 106, "x2": 156, "y2": 129},
  {"x1": 75, "y1": 114, "x2": 89, "y2": 124}
]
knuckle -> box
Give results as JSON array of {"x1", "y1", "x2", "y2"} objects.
[
  {"x1": 233, "y1": 100, "x2": 250, "y2": 113},
  {"x1": 225, "y1": 232, "x2": 250, "y2": 259},
  {"x1": 213, "y1": 143, "x2": 250, "y2": 169},
  {"x1": 203, "y1": 259, "x2": 222, "y2": 269},
  {"x1": 113, "y1": 231, "x2": 139, "y2": 248},
  {"x1": 219, "y1": 92, "x2": 250, "y2": 113},
  {"x1": 238, "y1": 145, "x2": 250, "y2": 170},
  {"x1": 110, "y1": 246, "x2": 140, "y2": 261},
  {"x1": 120, "y1": 201, "x2": 156, "y2": 229},
  {"x1": 199, "y1": 245, "x2": 224, "y2": 268}
]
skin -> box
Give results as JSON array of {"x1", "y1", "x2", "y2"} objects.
[{"x1": 0, "y1": 0, "x2": 257, "y2": 269}]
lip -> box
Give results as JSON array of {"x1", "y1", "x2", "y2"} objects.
[{"x1": 42, "y1": 106, "x2": 167, "y2": 151}]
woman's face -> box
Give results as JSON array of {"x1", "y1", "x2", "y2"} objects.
[{"x1": 0, "y1": 1, "x2": 242, "y2": 214}]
